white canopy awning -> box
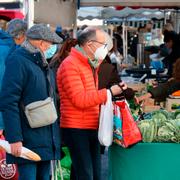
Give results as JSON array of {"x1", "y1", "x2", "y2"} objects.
[
  {"x1": 101, "y1": 7, "x2": 165, "y2": 19},
  {"x1": 80, "y1": 0, "x2": 180, "y2": 7},
  {"x1": 78, "y1": 7, "x2": 166, "y2": 20},
  {"x1": 77, "y1": 7, "x2": 103, "y2": 20}
]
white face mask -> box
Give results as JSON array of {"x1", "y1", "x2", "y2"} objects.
[{"x1": 94, "y1": 45, "x2": 108, "y2": 60}]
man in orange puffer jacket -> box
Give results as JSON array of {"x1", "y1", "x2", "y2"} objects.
[{"x1": 57, "y1": 27, "x2": 127, "y2": 180}]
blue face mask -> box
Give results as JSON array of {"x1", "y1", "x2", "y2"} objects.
[{"x1": 44, "y1": 44, "x2": 57, "y2": 59}]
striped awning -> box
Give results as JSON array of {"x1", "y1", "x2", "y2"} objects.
[{"x1": 104, "y1": 19, "x2": 164, "y2": 29}]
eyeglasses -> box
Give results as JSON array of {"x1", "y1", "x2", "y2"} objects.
[{"x1": 90, "y1": 40, "x2": 107, "y2": 48}]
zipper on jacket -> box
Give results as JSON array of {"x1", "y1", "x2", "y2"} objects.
[{"x1": 91, "y1": 67, "x2": 97, "y2": 88}]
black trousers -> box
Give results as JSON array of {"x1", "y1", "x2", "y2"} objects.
[{"x1": 61, "y1": 128, "x2": 101, "y2": 180}]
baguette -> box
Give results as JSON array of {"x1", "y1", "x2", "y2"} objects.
[
  {"x1": 0, "y1": 139, "x2": 41, "y2": 161},
  {"x1": 22, "y1": 151, "x2": 41, "y2": 161}
]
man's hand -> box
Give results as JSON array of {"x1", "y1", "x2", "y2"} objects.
[
  {"x1": 135, "y1": 93, "x2": 152, "y2": 104},
  {"x1": 119, "y1": 81, "x2": 127, "y2": 91},
  {"x1": 134, "y1": 96, "x2": 142, "y2": 104},
  {"x1": 10, "y1": 142, "x2": 22, "y2": 157},
  {"x1": 110, "y1": 81, "x2": 128, "y2": 96}
]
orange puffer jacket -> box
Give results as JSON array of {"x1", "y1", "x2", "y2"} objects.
[{"x1": 57, "y1": 48, "x2": 107, "y2": 129}]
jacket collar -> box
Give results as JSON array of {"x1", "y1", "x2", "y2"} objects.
[
  {"x1": 70, "y1": 47, "x2": 89, "y2": 65},
  {"x1": 21, "y1": 40, "x2": 48, "y2": 67},
  {"x1": 70, "y1": 46, "x2": 103, "y2": 69}
]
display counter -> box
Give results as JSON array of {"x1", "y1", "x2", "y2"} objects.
[{"x1": 108, "y1": 143, "x2": 180, "y2": 180}]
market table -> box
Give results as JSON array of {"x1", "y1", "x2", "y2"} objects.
[{"x1": 108, "y1": 143, "x2": 180, "y2": 180}]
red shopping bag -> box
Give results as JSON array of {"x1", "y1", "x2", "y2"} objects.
[
  {"x1": 0, "y1": 133, "x2": 18, "y2": 180},
  {"x1": 113, "y1": 100, "x2": 142, "y2": 148}
]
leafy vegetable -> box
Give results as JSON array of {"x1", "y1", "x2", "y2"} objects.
[
  {"x1": 141, "y1": 110, "x2": 170, "y2": 124},
  {"x1": 138, "y1": 120, "x2": 157, "y2": 143},
  {"x1": 174, "y1": 110, "x2": 180, "y2": 119}
]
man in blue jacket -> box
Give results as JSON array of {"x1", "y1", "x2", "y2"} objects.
[
  {"x1": 6, "y1": 18, "x2": 28, "y2": 56},
  {"x1": 6, "y1": 18, "x2": 27, "y2": 45},
  {"x1": 0, "y1": 24, "x2": 62, "y2": 180},
  {"x1": 0, "y1": 30, "x2": 14, "y2": 132}
]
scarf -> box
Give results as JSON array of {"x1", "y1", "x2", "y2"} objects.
[
  {"x1": 21, "y1": 40, "x2": 48, "y2": 66},
  {"x1": 75, "y1": 45, "x2": 99, "y2": 69}
]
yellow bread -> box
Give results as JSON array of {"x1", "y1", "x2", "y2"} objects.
[{"x1": 22, "y1": 152, "x2": 41, "y2": 161}]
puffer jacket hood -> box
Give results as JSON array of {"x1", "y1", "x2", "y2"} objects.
[
  {"x1": 0, "y1": 30, "x2": 14, "y2": 46},
  {"x1": 0, "y1": 30, "x2": 14, "y2": 130}
]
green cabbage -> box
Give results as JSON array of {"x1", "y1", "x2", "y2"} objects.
[
  {"x1": 151, "y1": 110, "x2": 169, "y2": 126},
  {"x1": 138, "y1": 120, "x2": 157, "y2": 143}
]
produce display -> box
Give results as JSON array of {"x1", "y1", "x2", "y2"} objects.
[
  {"x1": 137, "y1": 110, "x2": 180, "y2": 143},
  {"x1": 127, "y1": 98, "x2": 180, "y2": 143}
]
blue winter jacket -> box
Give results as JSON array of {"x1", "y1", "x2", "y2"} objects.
[
  {"x1": 0, "y1": 30, "x2": 14, "y2": 130},
  {"x1": 0, "y1": 46, "x2": 61, "y2": 164}
]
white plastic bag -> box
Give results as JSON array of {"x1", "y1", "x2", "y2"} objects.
[{"x1": 98, "y1": 90, "x2": 113, "y2": 146}]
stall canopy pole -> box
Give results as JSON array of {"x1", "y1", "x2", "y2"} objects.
[
  {"x1": 73, "y1": 2, "x2": 78, "y2": 38},
  {"x1": 164, "y1": 10, "x2": 167, "y2": 24},
  {"x1": 122, "y1": 20, "x2": 125, "y2": 59},
  {"x1": 175, "y1": 10, "x2": 180, "y2": 34},
  {"x1": 27, "y1": 0, "x2": 34, "y2": 28},
  {"x1": 125, "y1": 22, "x2": 128, "y2": 60},
  {"x1": 122, "y1": 19, "x2": 128, "y2": 61}
]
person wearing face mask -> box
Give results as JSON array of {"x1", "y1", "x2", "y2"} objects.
[
  {"x1": 45, "y1": 44, "x2": 58, "y2": 63},
  {"x1": 56, "y1": 27, "x2": 127, "y2": 180},
  {"x1": 0, "y1": 24, "x2": 62, "y2": 180}
]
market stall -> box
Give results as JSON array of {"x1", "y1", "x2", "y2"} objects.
[
  {"x1": 108, "y1": 98, "x2": 180, "y2": 180},
  {"x1": 77, "y1": 6, "x2": 171, "y2": 61}
]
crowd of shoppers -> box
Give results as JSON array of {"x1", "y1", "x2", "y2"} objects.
[
  {"x1": 0, "y1": 19, "x2": 128, "y2": 180},
  {"x1": 0, "y1": 18, "x2": 179, "y2": 180}
]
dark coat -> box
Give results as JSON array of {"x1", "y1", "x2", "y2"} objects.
[
  {"x1": 149, "y1": 80, "x2": 180, "y2": 102},
  {"x1": 162, "y1": 33, "x2": 180, "y2": 77},
  {"x1": 0, "y1": 30, "x2": 14, "y2": 130},
  {"x1": 162, "y1": 48, "x2": 180, "y2": 77},
  {"x1": 0, "y1": 47, "x2": 60, "y2": 164},
  {"x1": 98, "y1": 57, "x2": 135, "y2": 100},
  {"x1": 98, "y1": 58, "x2": 119, "y2": 89}
]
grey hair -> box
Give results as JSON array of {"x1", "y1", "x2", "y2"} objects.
[{"x1": 77, "y1": 27, "x2": 106, "y2": 46}]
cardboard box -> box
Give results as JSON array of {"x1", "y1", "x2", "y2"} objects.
[
  {"x1": 166, "y1": 98, "x2": 180, "y2": 112},
  {"x1": 143, "y1": 105, "x2": 161, "y2": 113},
  {"x1": 127, "y1": 83, "x2": 146, "y2": 92}
]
